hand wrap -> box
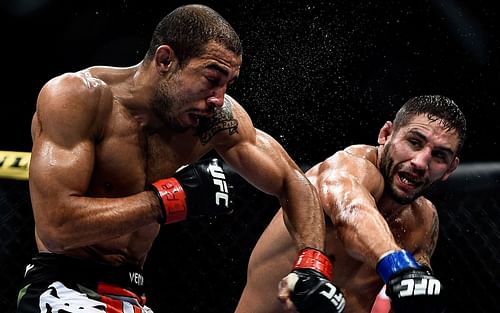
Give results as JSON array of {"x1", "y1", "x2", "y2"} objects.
[
  {"x1": 151, "y1": 158, "x2": 234, "y2": 224},
  {"x1": 377, "y1": 250, "x2": 445, "y2": 313},
  {"x1": 286, "y1": 248, "x2": 346, "y2": 313}
]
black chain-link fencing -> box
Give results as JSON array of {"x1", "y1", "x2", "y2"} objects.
[
  {"x1": 427, "y1": 163, "x2": 500, "y2": 313},
  {"x1": 0, "y1": 179, "x2": 36, "y2": 312},
  {"x1": 1, "y1": 163, "x2": 499, "y2": 313}
]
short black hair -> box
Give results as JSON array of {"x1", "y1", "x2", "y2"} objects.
[
  {"x1": 144, "y1": 4, "x2": 242, "y2": 66},
  {"x1": 393, "y1": 95, "x2": 467, "y2": 154}
]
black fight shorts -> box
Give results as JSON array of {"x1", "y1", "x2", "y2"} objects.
[{"x1": 16, "y1": 252, "x2": 153, "y2": 313}]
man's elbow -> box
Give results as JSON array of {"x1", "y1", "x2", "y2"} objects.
[{"x1": 36, "y1": 223, "x2": 75, "y2": 253}]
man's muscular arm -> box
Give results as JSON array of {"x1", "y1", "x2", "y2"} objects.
[
  {"x1": 29, "y1": 74, "x2": 161, "y2": 252},
  {"x1": 321, "y1": 150, "x2": 447, "y2": 313},
  {"x1": 213, "y1": 96, "x2": 324, "y2": 251},
  {"x1": 319, "y1": 151, "x2": 400, "y2": 268},
  {"x1": 371, "y1": 202, "x2": 442, "y2": 313},
  {"x1": 215, "y1": 96, "x2": 345, "y2": 312}
]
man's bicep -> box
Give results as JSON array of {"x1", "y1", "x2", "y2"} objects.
[
  {"x1": 318, "y1": 154, "x2": 383, "y2": 218},
  {"x1": 30, "y1": 137, "x2": 95, "y2": 197},
  {"x1": 29, "y1": 134, "x2": 95, "y2": 245}
]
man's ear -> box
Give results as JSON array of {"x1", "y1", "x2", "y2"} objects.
[
  {"x1": 442, "y1": 157, "x2": 460, "y2": 181},
  {"x1": 377, "y1": 121, "x2": 393, "y2": 145},
  {"x1": 155, "y1": 45, "x2": 175, "y2": 72}
]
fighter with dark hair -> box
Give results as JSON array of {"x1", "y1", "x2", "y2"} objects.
[
  {"x1": 17, "y1": 5, "x2": 343, "y2": 313},
  {"x1": 236, "y1": 95, "x2": 466, "y2": 313}
]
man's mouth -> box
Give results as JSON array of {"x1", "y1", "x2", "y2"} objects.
[{"x1": 397, "y1": 172, "x2": 423, "y2": 188}]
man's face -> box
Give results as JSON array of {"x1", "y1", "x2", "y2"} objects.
[
  {"x1": 379, "y1": 114, "x2": 460, "y2": 204},
  {"x1": 151, "y1": 41, "x2": 241, "y2": 132}
]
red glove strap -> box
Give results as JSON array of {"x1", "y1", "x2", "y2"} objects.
[
  {"x1": 152, "y1": 178, "x2": 187, "y2": 224},
  {"x1": 293, "y1": 248, "x2": 333, "y2": 281}
]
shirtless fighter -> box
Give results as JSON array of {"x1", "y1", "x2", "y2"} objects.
[
  {"x1": 16, "y1": 4, "x2": 343, "y2": 313},
  {"x1": 236, "y1": 95, "x2": 466, "y2": 313}
]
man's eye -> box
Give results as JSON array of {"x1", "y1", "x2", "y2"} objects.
[
  {"x1": 206, "y1": 76, "x2": 219, "y2": 85},
  {"x1": 433, "y1": 152, "x2": 448, "y2": 162},
  {"x1": 409, "y1": 139, "x2": 420, "y2": 146}
]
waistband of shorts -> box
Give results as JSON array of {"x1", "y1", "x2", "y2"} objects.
[{"x1": 23, "y1": 252, "x2": 146, "y2": 296}]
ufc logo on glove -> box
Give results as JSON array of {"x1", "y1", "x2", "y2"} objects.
[
  {"x1": 208, "y1": 161, "x2": 229, "y2": 207},
  {"x1": 320, "y1": 282, "x2": 346, "y2": 310},
  {"x1": 399, "y1": 278, "x2": 441, "y2": 297},
  {"x1": 152, "y1": 158, "x2": 234, "y2": 224}
]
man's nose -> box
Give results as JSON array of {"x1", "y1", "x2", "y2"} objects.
[
  {"x1": 206, "y1": 87, "x2": 227, "y2": 108},
  {"x1": 411, "y1": 148, "x2": 432, "y2": 171}
]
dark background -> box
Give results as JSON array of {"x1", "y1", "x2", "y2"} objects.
[
  {"x1": 1, "y1": 0, "x2": 499, "y2": 164},
  {"x1": 1, "y1": 1, "x2": 499, "y2": 313}
]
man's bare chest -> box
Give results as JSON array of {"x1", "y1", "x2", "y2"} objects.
[{"x1": 90, "y1": 128, "x2": 211, "y2": 195}]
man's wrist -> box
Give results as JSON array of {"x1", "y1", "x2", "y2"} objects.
[
  {"x1": 293, "y1": 248, "x2": 333, "y2": 280},
  {"x1": 376, "y1": 249, "x2": 419, "y2": 283}
]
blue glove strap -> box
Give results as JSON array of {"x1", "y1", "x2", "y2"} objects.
[{"x1": 376, "y1": 250, "x2": 419, "y2": 283}]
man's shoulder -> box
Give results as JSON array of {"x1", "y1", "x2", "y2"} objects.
[
  {"x1": 413, "y1": 196, "x2": 437, "y2": 214},
  {"x1": 221, "y1": 94, "x2": 247, "y2": 117},
  {"x1": 318, "y1": 144, "x2": 380, "y2": 180},
  {"x1": 343, "y1": 144, "x2": 377, "y2": 158},
  {"x1": 43, "y1": 69, "x2": 110, "y2": 102},
  {"x1": 36, "y1": 69, "x2": 114, "y2": 135},
  {"x1": 322, "y1": 144, "x2": 377, "y2": 168},
  {"x1": 196, "y1": 94, "x2": 243, "y2": 145}
]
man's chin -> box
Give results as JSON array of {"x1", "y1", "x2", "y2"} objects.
[
  {"x1": 393, "y1": 195, "x2": 414, "y2": 205},
  {"x1": 389, "y1": 186, "x2": 417, "y2": 205}
]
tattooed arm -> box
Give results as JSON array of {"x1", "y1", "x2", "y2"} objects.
[
  {"x1": 412, "y1": 201, "x2": 440, "y2": 271},
  {"x1": 210, "y1": 94, "x2": 326, "y2": 252},
  {"x1": 209, "y1": 95, "x2": 344, "y2": 312}
]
